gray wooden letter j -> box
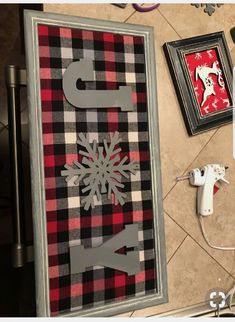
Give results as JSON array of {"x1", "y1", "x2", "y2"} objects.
[
  {"x1": 63, "y1": 59, "x2": 134, "y2": 111},
  {"x1": 70, "y1": 224, "x2": 140, "y2": 276}
]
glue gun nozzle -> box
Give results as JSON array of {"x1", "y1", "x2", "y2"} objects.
[{"x1": 176, "y1": 174, "x2": 190, "y2": 182}]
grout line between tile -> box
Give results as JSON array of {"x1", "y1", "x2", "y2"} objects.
[
  {"x1": 163, "y1": 127, "x2": 220, "y2": 201},
  {"x1": 157, "y1": 7, "x2": 182, "y2": 40},
  {"x1": 182, "y1": 127, "x2": 221, "y2": 175},
  {"x1": 164, "y1": 209, "x2": 235, "y2": 280},
  {"x1": 124, "y1": 9, "x2": 137, "y2": 23},
  {"x1": 167, "y1": 234, "x2": 188, "y2": 264}
]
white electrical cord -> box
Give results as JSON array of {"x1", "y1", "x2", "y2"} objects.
[
  {"x1": 226, "y1": 283, "x2": 235, "y2": 310},
  {"x1": 199, "y1": 215, "x2": 235, "y2": 251}
]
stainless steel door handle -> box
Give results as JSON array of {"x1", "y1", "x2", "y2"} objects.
[{"x1": 5, "y1": 65, "x2": 27, "y2": 268}]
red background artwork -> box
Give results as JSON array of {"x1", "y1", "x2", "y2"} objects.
[{"x1": 185, "y1": 48, "x2": 231, "y2": 116}]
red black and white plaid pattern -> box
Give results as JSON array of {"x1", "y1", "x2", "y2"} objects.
[{"x1": 38, "y1": 24, "x2": 157, "y2": 316}]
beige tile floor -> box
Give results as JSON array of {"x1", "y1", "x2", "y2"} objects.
[{"x1": 44, "y1": 4, "x2": 235, "y2": 317}]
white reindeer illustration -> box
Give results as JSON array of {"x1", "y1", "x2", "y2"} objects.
[
  {"x1": 220, "y1": 86, "x2": 225, "y2": 93},
  {"x1": 203, "y1": 105, "x2": 210, "y2": 114},
  {"x1": 222, "y1": 98, "x2": 230, "y2": 107},
  {"x1": 195, "y1": 61, "x2": 224, "y2": 106},
  {"x1": 207, "y1": 50, "x2": 214, "y2": 59},
  {"x1": 212, "y1": 98, "x2": 218, "y2": 110},
  {"x1": 194, "y1": 85, "x2": 199, "y2": 98},
  {"x1": 195, "y1": 52, "x2": 202, "y2": 60}
]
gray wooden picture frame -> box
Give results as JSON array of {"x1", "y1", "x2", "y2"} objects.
[{"x1": 24, "y1": 9, "x2": 168, "y2": 317}]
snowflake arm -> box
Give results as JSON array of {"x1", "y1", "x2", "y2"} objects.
[
  {"x1": 103, "y1": 132, "x2": 122, "y2": 162},
  {"x1": 107, "y1": 178, "x2": 127, "y2": 206},
  {"x1": 77, "y1": 133, "x2": 98, "y2": 161},
  {"x1": 113, "y1": 156, "x2": 139, "y2": 178},
  {"x1": 61, "y1": 132, "x2": 139, "y2": 210},
  {"x1": 61, "y1": 161, "x2": 89, "y2": 185},
  {"x1": 81, "y1": 176, "x2": 102, "y2": 210}
]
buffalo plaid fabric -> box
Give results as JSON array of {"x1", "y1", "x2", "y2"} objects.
[{"x1": 38, "y1": 23, "x2": 157, "y2": 316}]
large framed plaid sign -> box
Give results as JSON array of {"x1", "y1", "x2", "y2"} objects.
[{"x1": 24, "y1": 10, "x2": 167, "y2": 317}]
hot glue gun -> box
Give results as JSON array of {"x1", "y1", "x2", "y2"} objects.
[{"x1": 177, "y1": 164, "x2": 229, "y2": 216}]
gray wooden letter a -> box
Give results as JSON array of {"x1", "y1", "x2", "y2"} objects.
[{"x1": 70, "y1": 224, "x2": 140, "y2": 276}]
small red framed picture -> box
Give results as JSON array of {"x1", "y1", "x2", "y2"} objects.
[{"x1": 164, "y1": 32, "x2": 233, "y2": 135}]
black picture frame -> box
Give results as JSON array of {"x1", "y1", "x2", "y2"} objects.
[{"x1": 163, "y1": 31, "x2": 233, "y2": 135}]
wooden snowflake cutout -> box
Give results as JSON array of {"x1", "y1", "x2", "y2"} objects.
[
  {"x1": 61, "y1": 132, "x2": 139, "y2": 210},
  {"x1": 191, "y1": 4, "x2": 223, "y2": 16}
]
